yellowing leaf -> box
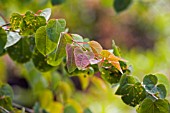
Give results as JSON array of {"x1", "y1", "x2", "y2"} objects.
[
  {"x1": 79, "y1": 74, "x2": 90, "y2": 90},
  {"x1": 39, "y1": 89, "x2": 53, "y2": 108},
  {"x1": 88, "y1": 41, "x2": 103, "y2": 54},
  {"x1": 66, "y1": 99, "x2": 83, "y2": 113},
  {"x1": 101, "y1": 50, "x2": 111, "y2": 58},
  {"x1": 46, "y1": 102, "x2": 63, "y2": 113},
  {"x1": 111, "y1": 61, "x2": 123, "y2": 74},
  {"x1": 91, "y1": 76, "x2": 108, "y2": 92},
  {"x1": 100, "y1": 50, "x2": 127, "y2": 73}
]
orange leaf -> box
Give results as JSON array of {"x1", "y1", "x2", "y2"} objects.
[
  {"x1": 111, "y1": 61, "x2": 123, "y2": 74},
  {"x1": 88, "y1": 41, "x2": 103, "y2": 54}
]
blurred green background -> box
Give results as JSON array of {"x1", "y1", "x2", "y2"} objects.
[{"x1": 0, "y1": 0, "x2": 170, "y2": 113}]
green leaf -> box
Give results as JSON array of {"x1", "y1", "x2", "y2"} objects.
[
  {"x1": 51, "y1": 0, "x2": 66, "y2": 5},
  {"x1": 74, "y1": 48, "x2": 90, "y2": 70},
  {"x1": 143, "y1": 74, "x2": 158, "y2": 90},
  {"x1": 32, "y1": 48, "x2": 54, "y2": 72},
  {"x1": 35, "y1": 26, "x2": 57, "y2": 56},
  {"x1": 114, "y1": 0, "x2": 132, "y2": 13},
  {"x1": 155, "y1": 73, "x2": 170, "y2": 94},
  {"x1": 66, "y1": 44, "x2": 77, "y2": 73},
  {"x1": 46, "y1": 19, "x2": 66, "y2": 42},
  {"x1": 115, "y1": 75, "x2": 138, "y2": 95},
  {"x1": 0, "y1": 27, "x2": 7, "y2": 54},
  {"x1": 47, "y1": 33, "x2": 67, "y2": 66},
  {"x1": 100, "y1": 68, "x2": 122, "y2": 84},
  {"x1": 20, "y1": 11, "x2": 46, "y2": 35},
  {"x1": 0, "y1": 84, "x2": 13, "y2": 99},
  {"x1": 112, "y1": 40, "x2": 121, "y2": 57},
  {"x1": 0, "y1": 96, "x2": 13, "y2": 111},
  {"x1": 157, "y1": 84, "x2": 167, "y2": 99},
  {"x1": 7, "y1": 37, "x2": 32, "y2": 63},
  {"x1": 71, "y1": 34, "x2": 84, "y2": 46},
  {"x1": 64, "y1": 105, "x2": 77, "y2": 113},
  {"x1": 40, "y1": 8, "x2": 51, "y2": 21},
  {"x1": 137, "y1": 98, "x2": 170, "y2": 113},
  {"x1": 10, "y1": 13, "x2": 23, "y2": 30},
  {"x1": 121, "y1": 82, "x2": 146, "y2": 107},
  {"x1": 5, "y1": 32, "x2": 21, "y2": 48}
]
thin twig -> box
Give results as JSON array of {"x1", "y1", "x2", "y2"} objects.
[
  {"x1": 12, "y1": 103, "x2": 34, "y2": 113},
  {"x1": 1, "y1": 23, "x2": 10, "y2": 27},
  {"x1": 0, "y1": 106, "x2": 10, "y2": 113}
]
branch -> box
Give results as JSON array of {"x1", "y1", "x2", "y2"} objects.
[
  {"x1": 12, "y1": 103, "x2": 34, "y2": 113},
  {"x1": 0, "y1": 106, "x2": 10, "y2": 113}
]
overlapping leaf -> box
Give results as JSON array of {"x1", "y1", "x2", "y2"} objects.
[
  {"x1": 32, "y1": 48, "x2": 54, "y2": 72},
  {"x1": 46, "y1": 19, "x2": 66, "y2": 42},
  {"x1": 47, "y1": 33, "x2": 67, "y2": 66},
  {"x1": 35, "y1": 26, "x2": 57, "y2": 56},
  {"x1": 143, "y1": 74, "x2": 167, "y2": 99},
  {"x1": 74, "y1": 48, "x2": 90, "y2": 70},
  {"x1": 66, "y1": 44, "x2": 77, "y2": 73}
]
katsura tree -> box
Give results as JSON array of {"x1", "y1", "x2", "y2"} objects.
[{"x1": 0, "y1": 7, "x2": 169, "y2": 113}]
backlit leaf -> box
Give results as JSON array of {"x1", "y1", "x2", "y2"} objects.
[
  {"x1": 88, "y1": 40, "x2": 103, "y2": 54},
  {"x1": 35, "y1": 26, "x2": 57, "y2": 56},
  {"x1": 74, "y1": 48, "x2": 90, "y2": 70},
  {"x1": 0, "y1": 27, "x2": 7, "y2": 54},
  {"x1": 47, "y1": 33, "x2": 67, "y2": 66},
  {"x1": 114, "y1": 0, "x2": 132, "y2": 13},
  {"x1": 66, "y1": 44, "x2": 77, "y2": 73},
  {"x1": 46, "y1": 19, "x2": 66, "y2": 42}
]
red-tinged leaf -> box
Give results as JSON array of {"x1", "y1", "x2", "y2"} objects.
[
  {"x1": 66, "y1": 44, "x2": 77, "y2": 73},
  {"x1": 74, "y1": 48, "x2": 90, "y2": 70},
  {"x1": 88, "y1": 41, "x2": 103, "y2": 54},
  {"x1": 85, "y1": 51, "x2": 95, "y2": 60}
]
